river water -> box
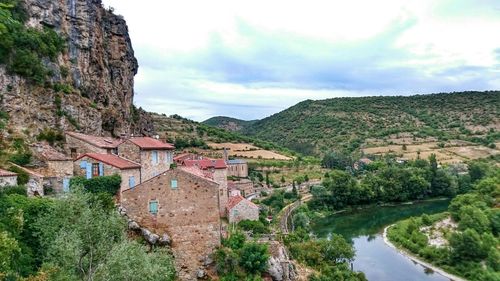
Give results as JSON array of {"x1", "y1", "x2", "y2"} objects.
[{"x1": 311, "y1": 200, "x2": 452, "y2": 281}]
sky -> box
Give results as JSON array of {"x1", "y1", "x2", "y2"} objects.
[{"x1": 102, "y1": 0, "x2": 500, "y2": 121}]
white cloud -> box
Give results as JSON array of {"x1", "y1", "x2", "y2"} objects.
[{"x1": 102, "y1": 0, "x2": 500, "y2": 121}]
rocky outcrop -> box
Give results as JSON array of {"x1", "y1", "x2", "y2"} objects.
[{"x1": 0, "y1": 0, "x2": 154, "y2": 138}]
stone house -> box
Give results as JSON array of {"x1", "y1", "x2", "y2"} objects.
[
  {"x1": 228, "y1": 179, "x2": 255, "y2": 198},
  {"x1": 121, "y1": 168, "x2": 221, "y2": 280},
  {"x1": 31, "y1": 143, "x2": 74, "y2": 193},
  {"x1": 65, "y1": 131, "x2": 122, "y2": 157},
  {"x1": 0, "y1": 169, "x2": 17, "y2": 187},
  {"x1": 74, "y1": 153, "x2": 141, "y2": 194},
  {"x1": 226, "y1": 159, "x2": 248, "y2": 178},
  {"x1": 9, "y1": 163, "x2": 45, "y2": 196},
  {"x1": 117, "y1": 137, "x2": 175, "y2": 182},
  {"x1": 183, "y1": 158, "x2": 228, "y2": 216},
  {"x1": 226, "y1": 195, "x2": 259, "y2": 224}
]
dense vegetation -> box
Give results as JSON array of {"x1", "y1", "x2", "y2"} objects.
[
  {"x1": 309, "y1": 154, "x2": 475, "y2": 210},
  {"x1": 0, "y1": 186, "x2": 176, "y2": 280},
  {"x1": 203, "y1": 116, "x2": 257, "y2": 132},
  {"x1": 204, "y1": 92, "x2": 500, "y2": 155},
  {"x1": 387, "y1": 167, "x2": 499, "y2": 281},
  {"x1": 215, "y1": 231, "x2": 270, "y2": 280},
  {"x1": 284, "y1": 206, "x2": 367, "y2": 280},
  {"x1": 0, "y1": 0, "x2": 65, "y2": 84}
]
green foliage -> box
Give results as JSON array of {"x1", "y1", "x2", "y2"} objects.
[
  {"x1": 238, "y1": 220, "x2": 270, "y2": 234},
  {"x1": 216, "y1": 232, "x2": 270, "y2": 279},
  {"x1": 207, "y1": 92, "x2": 500, "y2": 155},
  {"x1": 239, "y1": 242, "x2": 269, "y2": 274},
  {"x1": 321, "y1": 151, "x2": 352, "y2": 170},
  {"x1": 387, "y1": 169, "x2": 500, "y2": 281},
  {"x1": 7, "y1": 165, "x2": 28, "y2": 185},
  {"x1": 37, "y1": 128, "x2": 64, "y2": 145},
  {"x1": 8, "y1": 151, "x2": 31, "y2": 165},
  {"x1": 70, "y1": 175, "x2": 121, "y2": 196},
  {"x1": 0, "y1": 1, "x2": 65, "y2": 84}
]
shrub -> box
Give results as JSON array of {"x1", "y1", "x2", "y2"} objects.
[
  {"x1": 239, "y1": 242, "x2": 269, "y2": 274},
  {"x1": 69, "y1": 175, "x2": 121, "y2": 195},
  {"x1": 238, "y1": 220, "x2": 270, "y2": 234},
  {"x1": 9, "y1": 152, "x2": 31, "y2": 166}
]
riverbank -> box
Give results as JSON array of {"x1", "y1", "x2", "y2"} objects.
[{"x1": 383, "y1": 225, "x2": 467, "y2": 281}]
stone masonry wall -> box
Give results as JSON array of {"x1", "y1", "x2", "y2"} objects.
[
  {"x1": 117, "y1": 140, "x2": 141, "y2": 163},
  {"x1": 66, "y1": 135, "x2": 108, "y2": 156},
  {"x1": 139, "y1": 150, "x2": 171, "y2": 182},
  {"x1": 227, "y1": 163, "x2": 248, "y2": 178},
  {"x1": 73, "y1": 156, "x2": 140, "y2": 193},
  {"x1": 0, "y1": 176, "x2": 17, "y2": 187},
  {"x1": 228, "y1": 200, "x2": 259, "y2": 224},
  {"x1": 121, "y1": 169, "x2": 221, "y2": 281},
  {"x1": 213, "y1": 169, "x2": 228, "y2": 216},
  {"x1": 47, "y1": 160, "x2": 74, "y2": 177}
]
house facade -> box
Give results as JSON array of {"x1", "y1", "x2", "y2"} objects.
[
  {"x1": 0, "y1": 169, "x2": 17, "y2": 187},
  {"x1": 121, "y1": 168, "x2": 221, "y2": 280},
  {"x1": 74, "y1": 153, "x2": 141, "y2": 193},
  {"x1": 31, "y1": 143, "x2": 74, "y2": 193},
  {"x1": 118, "y1": 137, "x2": 174, "y2": 182},
  {"x1": 228, "y1": 179, "x2": 255, "y2": 198},
  {"x1": 226, "y1": 159, "x2": 248, "y2": 178},
  {"x1": 226, "y1": 195, "x2": 259, "y2": 224},
  {"x1": 65, "y1": 132, "x2": 121, "y2": 157},
  {"x1": 183, "y1": 158, "x2": 228, "y2": 216}
]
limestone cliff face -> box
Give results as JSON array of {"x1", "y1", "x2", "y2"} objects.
[{"x1": 0, "y1": 0, "x2": 154, "y2": 137}]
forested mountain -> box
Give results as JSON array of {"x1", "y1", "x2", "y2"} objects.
[
  {"x1": 203, "y1": 116, "x2": 257, "y2": 132},
  {"x1": 204, "y1": 91, "x2": 500, "y2": 155}
]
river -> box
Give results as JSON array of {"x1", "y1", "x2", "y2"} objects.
[{"x1": 311, "y1": 200, "x2": 451, "y2": 281}]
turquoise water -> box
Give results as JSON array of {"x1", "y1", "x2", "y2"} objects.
[{"x1": 311, "y1": 200, "x2": 452, "y2": 281}]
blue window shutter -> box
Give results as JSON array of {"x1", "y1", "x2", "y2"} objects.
[
  {"x1": 149, "y1": 201, "x2": 158, "y2": 214},
  {"x1": 171, "y1": 179, "x2": 177, "y2": 189},
  {"x1": 63, "y1": 178, "x2": 70, "y2": 192},
  {"x1": 85, "y1": 162, "x2": 92, "y2": 179},
  {"x1": 152, "y1": 151, "x2": 158, "y2": 164},
  {"x1": 129, "y1": 176, "x2": 135, "y2": 189},
  {"x1": 99, "y1": 163, "x2": 104, "y2": 176},
  {"x1": 80, "y1": 160, "x2": 87, "y2": 169}
]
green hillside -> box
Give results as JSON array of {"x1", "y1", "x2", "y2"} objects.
[
  {"x1": 206, "y1": 91, "x2": 500, "y2": 155},
  {"x1": 203, "y1": 116, "x2": 256, "y2": 132}
]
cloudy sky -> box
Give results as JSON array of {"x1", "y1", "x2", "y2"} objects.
[{"x1": 102, "y1": 0, "x2": 500, "y2": 121}]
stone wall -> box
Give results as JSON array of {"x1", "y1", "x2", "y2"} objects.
[
  {"x1": 227, "y1": 163, "x2": 248, "y2": 178},
  {"x1": 0, "y1": 176, "x2": 17, "y2": 187},
  {"x1": 228, "y1": 200, "x2": 259, "y2": 224},
  {"x1": 213, "y1": 169, "x2": 228, "y2": 216},
  {"x1": 47, "y1": 160, "x2": 74, "y2": 177},
  {"x1": 66, "y1": 134, "x2": 108, "y2": 156},
  {"x1": 73, "y1": 156, "x2": 141, "y2": 193},
  {"x1": 121, "y1": 169, "x2": 221, "y2": 281},
  {"x1": 139, "y1": 150, "x2": 171, "y2": 182},
  {"x1": 117, "y1": 140, "x2": 141, "y2": 163}
]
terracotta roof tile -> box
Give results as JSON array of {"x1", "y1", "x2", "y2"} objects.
[
  {"x1": 31, "y1": 143, "x2": 71, "y2": 161},
  {"x1": 66, "y1": 132, "x2": 122, "y2": 149},
  {"x1": 127, "y1": 137, "x2": 174, "y2": 150},
  {"x1": 76, "y1": 153, "x2": 140, "y2": 170},
  {"x1": 0, "y1": 169, "x2": 17, "y2": 177},
  {"x1": 183, "y1": 159, "x2": 227, "y2": 170},
  {"x1": 226, "y1": 195, "x2": 259, "y2": 210}
]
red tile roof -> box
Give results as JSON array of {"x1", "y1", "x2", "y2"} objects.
[
  {"x1": 76, "y1": 153, "x2": 141, "y2": 170},
  {"x1": 0, "y1": 169, "x2": 17, "y2": 177},
  {"x1": 226, "y1": 195, "x2": 259, "y2": 210},
  {"x1": 179, "y1": 166, "x2": 217, "y2": 183},
  {"x1": 127, "y1": 137, "x2": 174, "y2": 150},
  {"x1": 183, "y1": 159, "x2": 227, "y2": 170},
  {"x1": 66, "y1": 132, "x2": 122, "y2": 149}
]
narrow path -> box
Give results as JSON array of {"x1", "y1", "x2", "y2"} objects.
[
  {"x1": 383, "y1": 225, "x2": 467, "y2": 281},
  {"x1": 279, "y1": 194, "x2": 313, "y2": 234}
]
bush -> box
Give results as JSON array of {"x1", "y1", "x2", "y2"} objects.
[
  {"x1": 239, "y1": 242, "x2": 269, "y2": 274},
  {"x1": 8, "y1": 166, "x2": 29, "y2": 185},
  {"x1": 238, "y1": 220, "x2": 270, "y2": 234},
  {"x1": 9, "y1": 152, "x2": 32, "y2": 166},
  {"x1": 69, "y1": 175, "x2": 121, "y2": 195}
]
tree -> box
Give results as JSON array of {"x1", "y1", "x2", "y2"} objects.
[
  {"x1": 280, "y1": 175, "x2": 285, "y2": 184},
  {"x1": 450, "y1": 229, "x2": 487, "y2": 262},
  {"x1": 320, "y1": 234, "x2": 355, "y2": 264},
  {"x1": 239, "y1": 242, "x2": 269, "y2": 274},
  {"x1": 321, "y1": 151, "x2": 351, "y2": 170},
  {"x1": 458, "y1": 206, "x2": 491, "y2": 233}
]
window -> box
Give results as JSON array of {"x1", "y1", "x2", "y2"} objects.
[
  {"x1": 165, "y1": 151, "x2": 172, "y2": 163},
  {"x1": 170, "y1": 179, "x2": 178, "y2": 189},
  {"x1": 129, "y1": 176, "x2": 135, "y2": 189},
  {"x1": 92, "y1": 163, "x2": 99, "y2": 177},
  {"x1": 70, "y1": 148, "x2": 77, "y2": 159},
  {"x1": 152, "y1": 151, "x2": 159, "y2": 165},
  {"x1": 149, "y1": 200, "x2": 158, "y2": 215}
]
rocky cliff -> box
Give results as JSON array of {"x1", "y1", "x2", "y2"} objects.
[{"x1": 0, "y1": 0, "x2": 154, "y2": 138}]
